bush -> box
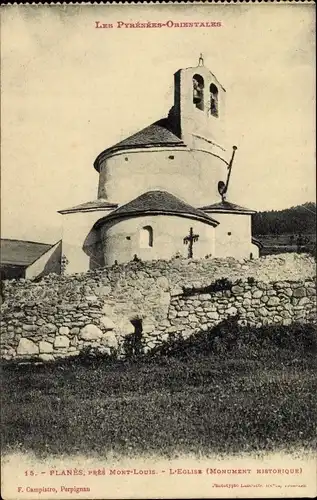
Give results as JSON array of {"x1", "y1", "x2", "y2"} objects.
[{"x1": 146, "y1": 318, "x2": 317, "y2": 361}]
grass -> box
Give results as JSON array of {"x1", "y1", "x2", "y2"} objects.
[
  {"x1": 257, "y1": 233, "x2": 316, "y2": 256},
  {"x1": 1, "y1": 322, "x2": 317, "y2": 459}
]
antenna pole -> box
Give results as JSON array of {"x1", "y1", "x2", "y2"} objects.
[{"x1": 222, "y1": 145, "x2": 237, "y2": 201}]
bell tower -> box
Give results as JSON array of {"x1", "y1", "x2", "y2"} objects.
[{"x1": 171, "y1": 55, "x2": 227, "y2": 161}]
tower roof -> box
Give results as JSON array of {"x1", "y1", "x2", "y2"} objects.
[
  {"x1": 58, "y1": 199, "x2": 118, "y2": 215},
  {"x1": 199, "y1": 200, "x2": 256, "y2": 215},
  {"x1": 93, "y1": 118, "x2": 186, "y2": 171},
  {"x1": 94, "y1": 191, "x2": 219, "y2": 228}
]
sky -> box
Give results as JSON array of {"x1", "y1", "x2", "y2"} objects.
[{"x1": 1, "y1": 3, "x2": 315, "y2": 244}]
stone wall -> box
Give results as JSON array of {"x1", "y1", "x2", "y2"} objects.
[{"x1": 1, "y1": 253, "x2": 316, "y2": 361}]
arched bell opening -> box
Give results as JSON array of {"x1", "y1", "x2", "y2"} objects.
[
  {"x1": 209, "y1": 83, "x2": 219, "y2": 117},
  {"x1": 193, "y1": 74, "x2": 204, "y2": 111}
]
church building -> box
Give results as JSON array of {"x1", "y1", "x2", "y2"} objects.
[{"x1": 59, "y1": 57, "x2": 260, "y2": 274}]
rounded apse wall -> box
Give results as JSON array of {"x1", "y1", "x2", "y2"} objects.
[
  {"x1": 100, "y1": 214, "x2": 216, "y2": 266},
  {"x1": 97, "y1": 148, "x2": 228, "y2": 207}
]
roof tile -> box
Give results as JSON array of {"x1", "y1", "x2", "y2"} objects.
[
  {"x1": 1, "y1": 239, "x2": 54, "y2": 267},
  {"x1": 94, "y1": 118, "x2": 185, "y2": 170},
  {"x1": 94, "y1": 191, "x2": 219, "y2": 227},
  {"x1": 200, "y1": 200, "x2": 256, "y2": 214}
]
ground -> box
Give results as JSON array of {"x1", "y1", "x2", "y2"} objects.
[{"x1": 2, "y1": 323, "x2": 316, "y2": 460}]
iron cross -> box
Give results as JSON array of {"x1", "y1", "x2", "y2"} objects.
[{"x1": 183, "y1": 227, "x2": 199, "y2": 258}]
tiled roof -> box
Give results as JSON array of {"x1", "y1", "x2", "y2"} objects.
[
  {"x1": 0, "y1": 239, "x2": 54, "y2": 267},
  {"x1": 58, "y1": 199, "x2": 118, "y2": 214},
  {"x1": 94, "y1": 191, "x2": 219, "y2": 228},
  {"x1": 200, "y1": 200, "x2": 256, "y2": 214},
  {"x1": 94, "y1": 118, "x2": 185, "y2": 171}
]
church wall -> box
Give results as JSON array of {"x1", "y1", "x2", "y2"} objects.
[
  {"x1": 97, "y1": 149, "x2": 228, "y2": 207},
  {"x1": 25, "y1": 241, "x2": 62, "y2": 280},
  {"x1": 1, "y1": 254, "x2": 315, "y2": 362},
  {"x1": 61, "y1": 211, "x2": 111, "y2": 275},
  {"x1": 100, "y1": 215, "x2": 216, "y2": 266},
  {"x1": 211, "y1": 213, "x2": 256, "y2": 259}
]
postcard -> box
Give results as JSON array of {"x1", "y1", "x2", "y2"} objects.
[{"x1": 1, "y1": 1, "x2": 316, "y2": 499}]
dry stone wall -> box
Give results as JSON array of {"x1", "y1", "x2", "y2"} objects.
[{"x1": 1, "y1": 253, "x2": 316, "y2": 361}]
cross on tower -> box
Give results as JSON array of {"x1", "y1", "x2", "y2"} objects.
[{"x1": 183, "y1": 227, "x2": 199, "y2": 258}]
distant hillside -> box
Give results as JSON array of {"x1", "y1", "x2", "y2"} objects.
[{"x1": 252, "y1": 202, "x2": 316, "y2": 236}]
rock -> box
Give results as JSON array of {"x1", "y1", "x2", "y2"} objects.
[
  {"x1": 97, "y1": 346, "x2": 111, "y2": 356},
  {"x1": 177, "y1": 311, "x2": 189, "y2": 317},
  {"x1": 298, "y1": 297, "x2": 310, "y2": 306},
  {"x1": 79, "y1": 324, "x2": 103, "y2": 340},
  {"x1": 70, "y1": 327, "x2": 80, "y2": 335},
  {"x1": 40, "y1": 323, "x2": 57, "y2": 334},
  {"x1": 231, "y1": 285, "x2": 244, "y2": 295},
  {"x1": 39, "y1": 341, "x2": 53, "y2": 354},
  {"x1": 17, "y1": 338, "x2": 39, "y2": 356},
  {"x1": 206, "y1": 311, "x2": 219, "y2": 320},
  {"x1": 198, "y1": 294, "x2": 211, "y2": 301},
  {"x1": 273, "y1": 315, "x2": 283, "y2": 322},
  {"x1": 59, "y1": 326, "x2": 70, "y2": 335},
  {"x1": 293, "y1": 287, "x2": 306, "y2": 298},
  {"x1": 252, "y1": 290, "x2": 263, "y2": 299},
  {"x1": 115, "y1": 319, "x2": 135, "y2": 336},
  {"x1": 54, "y1": 336, "x2": 70, "y2": 348},
  {"x1": 258, "y1": 307, "x2": 269, "y2": 317},
  {"x1": 143, "y1": 323, "x2": 155, "y2": 334},
  {"x1": 167, "y1": 326, "x2": 177, "y2": 333},
  {"x1": 13, "y1": 312, "x2": 24, "y2": 319},
  {"x1": 188, "y1": 314, "x2": 198, "y2": 323},
  {"x1": 100, "y1": 316, "x2": 116, "y2": 330},
  {"x1": 102, "y1": 304, "x2": 115, "y2": 316},
  {"x1": 159, "y1": 292, "x2": 170, "y2": 306},
  {"x1": 101, "y1": 332, "x2": 118, "y2": 349},
  {"x1": 226, "y1": 306, "x2": 238, "y2": 316},
  {"x1": 22, "y1": 324, "x2": 37, "y2": 332},
  {"x1": 85, "y1": 295, "x2": 98, "y2": 302},
  {"x1": 282, "y1": 319, "x2": 292, "y2": 326},
  {"x1": 267, "y1": 296, "x2": 280, "y2": 306},
  {"x1": 170, "y1": 286, "x2": 183, "y2": 297},
  {"x1": 96, "y1": 285, "x2": 111, "y2": 296},
  {"x1": 157, "y1": 276, "x2": 169, "y2": 291},
  {"x1": 39, "y1": 354, "x2": 54, "y2": 362}
]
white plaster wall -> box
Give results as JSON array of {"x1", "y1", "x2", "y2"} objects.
[
  {"x1": 61, "y1": 210, "x2": 113, "y2": 274},
  {"x1": 100, "y1": 215, "x2": 216, "y2": 266},
  {"x1": 210, "y1": 212, "x2": 255, "y2": 259},
  {"x1": 98, "y1": 149, "x2": 228, "y2": 206},
  {"x1": 251, "y1": 243, "x2": 260, "y2": 259},
  {"x1": 25, "y1": 241, "x2": 62, "y2": 280}
]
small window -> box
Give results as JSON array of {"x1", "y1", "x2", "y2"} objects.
[
  {"x1": 227, "y1": 232, "x2": 232, "y2": 236},
  {"x1": 209, "y1": 83, "x2": 219, "y2": 117},
  {"x1": 193, "y1": 74, "x2": 204, "y2": 111},
  {"x1": 168, "y1": 155, "x2": 174, "y2": 160},
  {"x1": 140, "y1": 226, "x2": 153, "y2": 248},
  {"x1": 126, "y1": 236, "x2": 131, "y2": 240}
]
